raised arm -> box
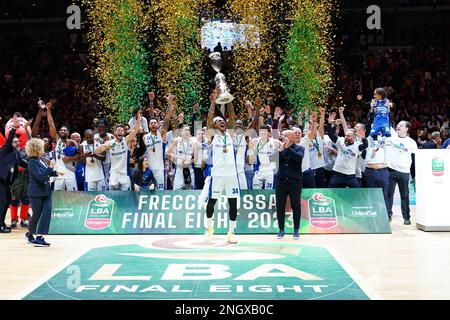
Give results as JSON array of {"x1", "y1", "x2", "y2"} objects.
[
  {"x1": 319, "y1": 107, "x2": 326, "y2": 138},
  {"x1": 126, "y1": 113, "x2": 142, "y2": 144},
  {"x1": 32, "y1": 108, "x2": 44, "y2": 137},
  {"x1": 206, "y1": 87, "x2": 220, "y2": 130},
  {"x1": 307, "y1": 111, "x2": 318, "y2": 139},
  {"x1": 161, "y1": 94, "x2": 174, "y2": 141},
  {"x1": 297, "y1": 111, "x2": 303, "y2": 128},
  {"x1": 24, "y1": 119, "x2": 33, "y2": 140},
  {"x1": 2, "y1": 119, "x2": 19, "y2": 153},
  {"x1": 327, "y1": 112, "x2": 338, "y2": 143},
  {"x1": 226, "y1": 101, "x2": 236, "y2": 130},
  {"x1": 271, "y1": 106, "x2": 282, "y2": 132},
  {"x1": 146, "y1": 91, "x2": 156, "y2": 118},
  {"x1": 46, "y1": 102, "x2": 58, "y2": 142},
  {"x1": 338, "y1": 107, "x2": 349, "y2": 133},
  {"x1": 247, "y1": 98, "x2": 261, "y2": 135},
  {"x1": 356, "y1": 126, "x2": 368, "y2": 151},
  {"x1": 357, "y1": 94, "x2": 372, "y2": 113}
]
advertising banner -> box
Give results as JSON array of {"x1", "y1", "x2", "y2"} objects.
[{"x1": 49, "y1": 189, "x2": 391, "y2": 234}]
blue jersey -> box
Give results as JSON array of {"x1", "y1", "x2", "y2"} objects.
[
  {"x1": 371, "y1": 98, "x2": 391, "y2": 137},
  {"x1": 373, "y1": 98, "x2": 390, "y2": 124}
]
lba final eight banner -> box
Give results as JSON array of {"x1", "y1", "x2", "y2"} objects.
[{"x1": 48, "y1": 189, "x2": 391, "y2": 234}]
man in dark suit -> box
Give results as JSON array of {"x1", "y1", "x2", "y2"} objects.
[
  {"x1": 422, "y1": 131, "x2": 441, "y2": 149},
  {"x1": 0, "y1": 117, "x2": 22, "y2": 233},
  {"x1": 275, "y1": 129, "x2": 304, "y2": 240}
]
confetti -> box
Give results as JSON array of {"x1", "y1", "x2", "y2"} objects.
[{"x1": 280, "y1": 0, "x2": 337, "y2": 114}]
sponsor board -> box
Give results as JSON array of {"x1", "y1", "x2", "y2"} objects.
[{"x1": 49, "y1": 189, "x2": 391, "y2": 234}]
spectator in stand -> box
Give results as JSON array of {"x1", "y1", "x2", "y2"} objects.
[
  {"x1": 422, "y1": 131, "x2": 442, "y2": 149},
  {"x1": 416, "y1": 129, "x2": 428, "y2": 148},
  {"x1": 427, "y1": 115, "x2": 441, "y2": 132}
]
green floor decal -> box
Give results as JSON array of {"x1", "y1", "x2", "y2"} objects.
[{"x1": 22, "y1": 237, "x2": 376, "y2": 300}]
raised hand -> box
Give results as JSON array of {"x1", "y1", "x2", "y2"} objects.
[
  {"x1": 166, "y1": 104, "x2": 174, "y2": 118},
  {"x1": 214, "y1": 85, "x2": 221, "y2": 99},
  {"x1": 328, "y1": 111, "x2": 336, "y2": 124},
  {"x1": 166, "y1": 93, "x2": 175, "y2": 104},
  {"x1": 24, "y1": 118, "x2": 33, "y2": 129},
  {"x1": 148, "y1": 91, "x2": 155, "y2": 100},
  {"x1": 209, "y1": 92, "x2": 215, "y2": 104},
  {"x1": 264, "y1": 104, "x2": 271, "y2": 115},
  {"x1": 357, "y1": 94, "x2": 363, "y2": 101},
  {"x1": 356, "y1": 125, "x2": 365, "y2": 138},
  {"x1": 319, "y1": 107, "x2": 326, "y2": 115},
  {"x1": 274, "y1": 107, "x2": 283, "y2": 118},
  {"x1": 311, "y1": 111, "x2": 318, "y2": 122},
  {"x1": 177, "y1": 112, "x2": 185, "y2": 123},
  {"x1": 339, "y1": 106, "x2": 345, "y2": 113},
  {"x1": 255, "y1": 97, "x2": 262, "y2": 107},
  {"x1": 46, "y1": 102, "x2": 53, "y2": 110}
]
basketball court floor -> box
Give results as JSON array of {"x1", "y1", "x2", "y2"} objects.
[{"x1": 1, "y1": 203, "x2": 450, "y2": 300}]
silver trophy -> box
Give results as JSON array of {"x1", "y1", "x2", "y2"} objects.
[{"x1": 209, "y1": 52, "x2": 234, "y2": 105}]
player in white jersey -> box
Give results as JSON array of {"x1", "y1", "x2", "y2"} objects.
[
  {"x1": 249, "y1": 125, "x2": 281, "y2": 190},
  {"x1": 293, "y1": 111, "x2": 319, "y2": 188},
  {"x1": 143, "y1": 93, "x2": 174, "y2": 190},
  {"x1": 202, "y1": 87, "x2": 240, "y2": 244},
  {"x1": 46, "y1": 102, "x2": 78, "y2": 191},
  {"x1": 327, "y1": 115, "x2": 368, "y2": 188},
  {"x1": 386, "y1": 121, "x2": 417, "y2": 224},
  {"x1": 80, "y1": 129, "x2": 106, "y2": 191},
  {"x1": 96, "y1": 116, "x2": 141, "y2": 190},
  {"x1": 233, "y1": 120, "x2": 249, "y2": 190},
  {"x1": 308, "y1": 107, "x2": 327, "y2": 187},
  {"x1": 193, "y1": 129, "x2": 207, "y2": 189},
  {"x1": 337, "y1": 107, "x2": 367, "y2": 187},
  {"x1": 363, "y1": 130, "x2": 390, "y2": 219},
  {"x1": 167, "y1": 125, "x2": 198, "y2": 190},
  {"x1": 94, "y1": 119, "x2": 114, "y2": 188}
]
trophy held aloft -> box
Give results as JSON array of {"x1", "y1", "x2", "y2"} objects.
[{"x1": 209, "y1": 51, "x2": 234, "y2": 105}]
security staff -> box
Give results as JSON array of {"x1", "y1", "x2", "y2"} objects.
[{"x1": 275, "y1": 129, "x2": 304, "y2": 240}]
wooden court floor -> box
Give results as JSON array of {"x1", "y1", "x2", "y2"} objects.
[{"x1": 1, "y1": 205, "x2": 450, "y2": 300}]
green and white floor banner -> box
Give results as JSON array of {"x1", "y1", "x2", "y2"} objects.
[{"x1": 19, "y1": 237, "x2": 380, "y2": 300}]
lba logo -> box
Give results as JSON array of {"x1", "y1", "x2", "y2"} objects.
[
  {"x1": 308, "y1": 193, "x2": 337, "y2": 229},
  {"x1": 84, "y1": 195, "x2": 115, "y2": 230},
  {"x1": 432, "y1": 156, "x2": 444, "y2": 177}
]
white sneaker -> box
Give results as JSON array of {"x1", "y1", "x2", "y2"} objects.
[
  {"x1": 227, "y1": 231, "x2": 238, "y2": 244},
  {"x1": 204, "y1": 227, "x2": 214, "y2": 242}
]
